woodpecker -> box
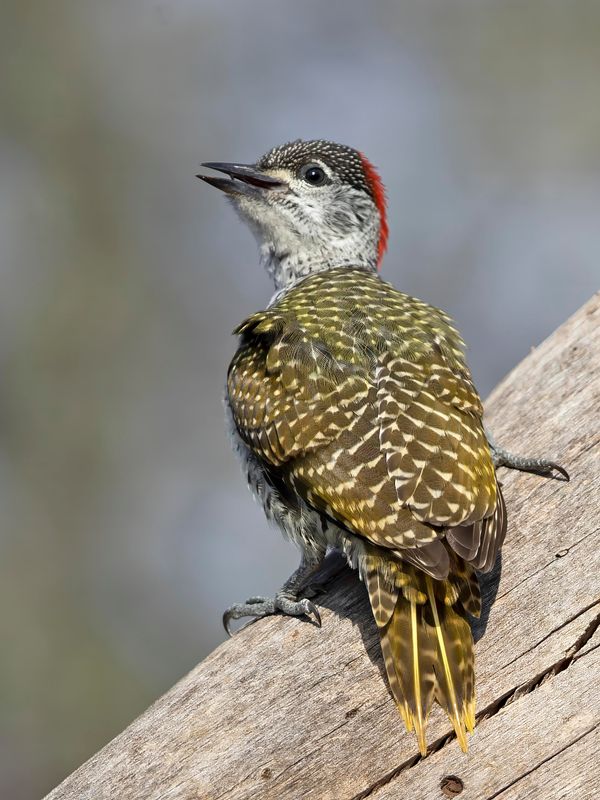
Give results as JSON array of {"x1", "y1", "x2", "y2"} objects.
[{"x1": 198, "y1": 139, "x2": 568, "y2": 755}]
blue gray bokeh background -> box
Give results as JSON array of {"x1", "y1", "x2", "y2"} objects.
[{"x1": 1, "y1": 2, "x2": 598, "y2": 797}]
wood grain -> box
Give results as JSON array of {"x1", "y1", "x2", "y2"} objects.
[{"x1": 45, "y1": 294, "x2": 600, "y2": 800}]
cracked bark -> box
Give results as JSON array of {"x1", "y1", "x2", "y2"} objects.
[{"x1": 45, "y1": 294, "x2": 600, "y2": 800}]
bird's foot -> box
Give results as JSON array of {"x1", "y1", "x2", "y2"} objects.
[
  {"x1": 492, "y1": 447, "x2": 569, "y2": 481},
  {"x1": 223, "y1": 593, "x2": 322, "y2": 636},
  {"x1": 485, "y1": 429, "x2": 569, "y2": 481}
]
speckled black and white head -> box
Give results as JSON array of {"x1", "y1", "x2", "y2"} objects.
[{"x1": 199, "y1": 139, "x2": 388, "y2": 292}]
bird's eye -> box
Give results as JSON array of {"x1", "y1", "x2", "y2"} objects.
[{"x1": 300, "y1": 164, "x2": 328, "y2": 186}]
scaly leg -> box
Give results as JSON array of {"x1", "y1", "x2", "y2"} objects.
[
  {"x1": 223, "y1": 552, "x2": 325, "y2": 636},
  {"x1": 485, "y1": 428, "x2": 569, "y2": 481}
]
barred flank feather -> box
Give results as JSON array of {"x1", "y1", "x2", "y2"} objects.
[{"x1": 365, "y1": 550, "x2": 479, "y2": 755}]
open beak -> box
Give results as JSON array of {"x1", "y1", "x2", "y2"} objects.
[{"x1": 197, "y1": 162, "x2": 286, "y2": 197}]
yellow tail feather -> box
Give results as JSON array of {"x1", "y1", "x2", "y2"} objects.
[
  {"x1": 410, "y1": 598, "x2": 428, "y2": 755},
  {"x1": 425, "y1": 575, "x2": 469, "y2": 752},
  {"x1": 365, "y1": 552, "x2": 476, "y2": 755}
]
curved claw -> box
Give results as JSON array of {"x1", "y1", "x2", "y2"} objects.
[
  {"x1": 222, "y1": 597, "x2": 275, "y2": 636},
  {"x1": 304, "y1": 599, "x2": 322, "y2": 628},
  {"x1": 222, "y1": 610, "x2": 235, "y2": 638},
  {"x1": 545, "y1": 462, "x2": 570, "y2": 482}
]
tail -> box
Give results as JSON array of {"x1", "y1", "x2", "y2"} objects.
[{"x1": 364, "y1": 549, "x2": 480, "y2": 755}]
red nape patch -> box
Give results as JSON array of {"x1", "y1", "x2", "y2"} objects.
[{"x1": 359, "y1": 152, "x2": 388, "y2": 268}]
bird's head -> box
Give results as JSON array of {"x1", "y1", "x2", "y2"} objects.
[{"x1": 198, "y1": 139, "x2": 388, "y2": 291}]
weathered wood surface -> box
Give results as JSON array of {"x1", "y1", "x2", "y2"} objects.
[{"x1": 46, "y1": 295, "x2": 600, "y2": 800}]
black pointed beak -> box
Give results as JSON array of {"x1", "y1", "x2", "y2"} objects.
[{"x1": 197, "y1": 162, "x2": 286, "y2": 197}]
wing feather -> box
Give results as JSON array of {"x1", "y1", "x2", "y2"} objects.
[{"x1": 227, "y1": 268, "x2": 503, "y2": 572}]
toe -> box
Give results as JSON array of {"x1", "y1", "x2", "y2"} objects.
[
  {"x1": 222, "y1": 599, "x2": 276, "y2": 636},
  {"x1": 547, "y1": 462, "x2": 570, "y2": 482},
  {"x1": 303, "y1": 599, "x2": 322, "y2": 628},
  {"x1": 274, "y1": 595, "x2": 322, "y2": 627},
  {"x1": 222, "y1": 609, "x2": 236, "y2": 637}
]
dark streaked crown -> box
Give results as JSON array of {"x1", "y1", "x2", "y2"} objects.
[{"x1": 257, "y1": 139, "x2": 374, "y2": 198}]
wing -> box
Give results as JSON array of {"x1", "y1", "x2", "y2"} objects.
[
  {"x1": 228, "y1": 271, "x2": 504, "y2": 577},
  {"x1": 228, "y1": 311, "x2": 373, "y2": 464}
]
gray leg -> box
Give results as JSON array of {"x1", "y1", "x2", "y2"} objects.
[
  {"x1": 223, "y1": 553, "x2": 325, "y2": 636},
  {"x1": 485, "y1": 428, "x2": 569, "y2": 481}
]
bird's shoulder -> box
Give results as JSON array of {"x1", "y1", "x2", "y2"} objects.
[{"x1": 232, "y1": 267, "x2": 468, "y2": 378}]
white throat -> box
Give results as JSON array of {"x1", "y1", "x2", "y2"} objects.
[
  {"x1": 233, "y1": 182, "x2": 381, "y2": 293},
  {"x1": 260, "y1": 241, "x2": 377, "y2": 293}
]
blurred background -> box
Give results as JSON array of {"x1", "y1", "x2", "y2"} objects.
[{"x1": 0, "y1": 1, "x2": 599, "y2": 797}]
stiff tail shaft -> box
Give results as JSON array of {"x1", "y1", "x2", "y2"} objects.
[{"x1": 364, "y1": 551, "x2": 479, "y2": 755}]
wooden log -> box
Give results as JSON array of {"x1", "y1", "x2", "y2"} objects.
[{"x1": 45, "y1": 294, "x2": 600, "y2": 800}]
